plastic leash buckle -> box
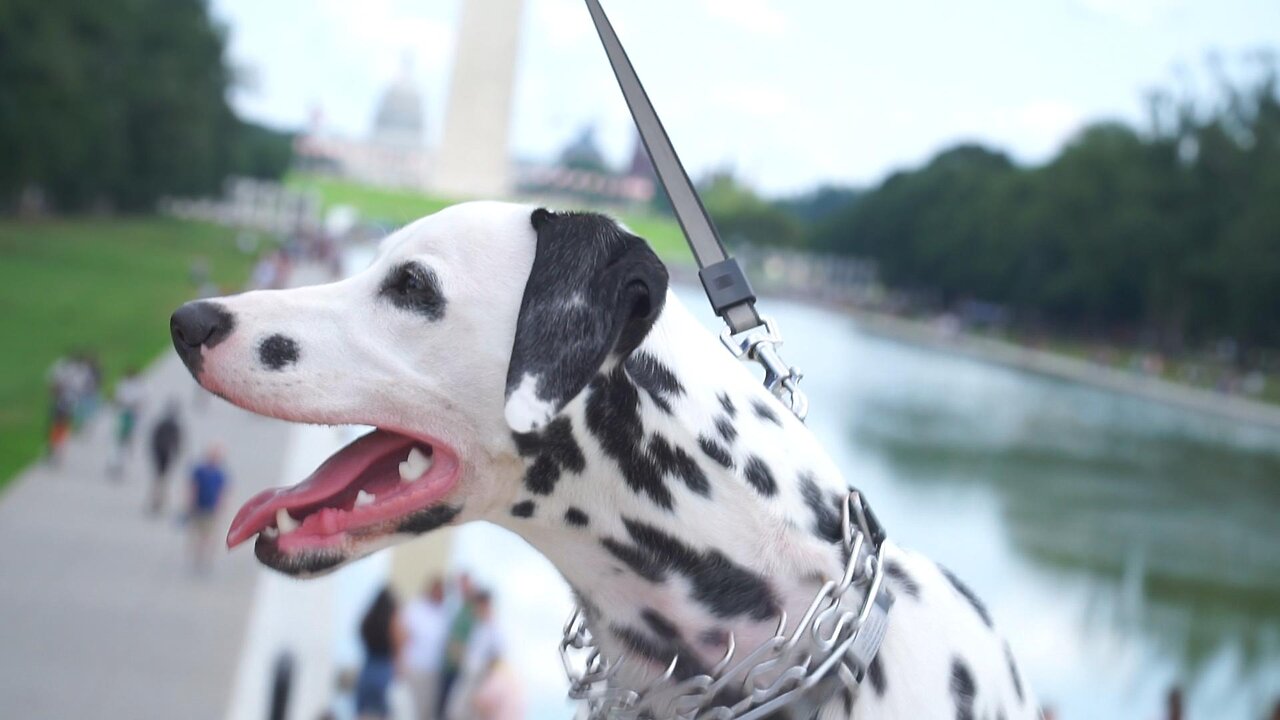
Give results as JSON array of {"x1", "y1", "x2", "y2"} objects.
[{"x1": 720, "y1": 316, "x2": 809, "y2": 421}]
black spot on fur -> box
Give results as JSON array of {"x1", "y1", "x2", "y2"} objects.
[
  {"x1": 951, "y1": 657, "x2": 976, "y2": 720},
  {"x1": 941, "y1": 565, "x2": 993, "y2": 628},
  {"x1": 718, "y1": 392, "x2": 736, "y2": 417},
  {"x1": 1004, "y1": 642, "x2": 1024, "y2": 703},
  {"x1": 625, "y1": 352, "x2": 684, "y2": 413},
  {"x1": 640, "y1": 608, "x2": 679, "y2": 639},
  {"x1": 867, "y1": 654, "x2": 886, "y2": 696},
  {"x1": 586, "y1": 367, "x2": 708, "y2": 508},
  {"x1": 396, "y1": 504, "x2": 462, "y2": 535},
  {"x1": 608, "y1": 518, "x2": 778, "y2": 620},
  {"x1": 799, "y1": 473, "x2": 841, "y2": 544},
  {"x1": 715, "y1": 415, "x2": 737, "y2": 444},
  {"x1": 742, "y1": 456, "x2": 777, "y2": 496},
  {"x1": 648, "y1": 435, "x2": 710, "y2": 496},
  {"x1": 510, "y1": 500, "x2": 535, "y2": 518},
  {"x1": 751, "y1": 398, "x2": 782, "y2": 425},
  {"x1": 521, "y1": 457, "x2": 556, "y2": 494},
  {"x1": 512, "y1": 417, "x2": 586, "y2": 496},
  {"x1": 564, "y1": 507, "x2": 589, "y2": 527},
  {"x1": 602, "y1": 538, "x2": 666, "y2": 582},
  {"x1": 258, "y1": 334, "x2": 299, "y2": 370},
  {"x1": 611, "y1": 624, "x2": 707, "y2": 681},
  {"x1": 885, "y1": 560, "x2": 921, "y2": 599},
  {"x1": 699, "y1": 628, "x2": 729, "y2": 648},
  {"x1": 379, "y1": 261, "x2": 446, "y2": 319},
  {"x1": 697, "y1": 435, "x2": 733, "y2": 469}
]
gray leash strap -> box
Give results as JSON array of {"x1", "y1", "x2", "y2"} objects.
[
  {"x1": 583, "y1": 0, "x2": 759, "y2": 336},
  {"x1": 585, "y1": 0, "x2": 807, "y2": 419}
]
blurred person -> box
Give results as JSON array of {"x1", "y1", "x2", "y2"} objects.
[
  {"x1": 189, "y1": 256, "x2": 210, "y2": 289},
  {"x1": 446, "y1": 590, "x2": 503, "y2": 720},
  {"x1": 73, "y1": 353, "x2": 103, "y2": 429},
  {"x1": 46, "y1": 354, "x2": 86, "y2": 457},
  {"x1": 148, "y1": 402, "x2": 183, "y2": 514},
  {"x1": 275, "y1": 250, "x2": 293, "y2": 289},
  {"x1": 356, "y1": 587, "x2": 405, "y2": 720},
  {"x1": 402, "y1": 576, "x2": 449, "y2": 720},
  {"x1": 251, "y1": 252, "x2": 280, "y2": 290},
  {"x1": 187, "y1": 444, "x2": 229, "y2": 573},
  {"x1": 107, "y1": 367, "x2": 145, "y2": 478},
  {"x1": 45, "y1": 370, "x2": 75, "y2": 465},
  {"x1": 469, "y1": 656, "x2": 522, "y2": 720},
  {"x1": 437, "y1": 575, "x2": 476, "y2": 718},
  {"x1": 1165, "y1": 687, "x2": 1183, "y2": 720}
]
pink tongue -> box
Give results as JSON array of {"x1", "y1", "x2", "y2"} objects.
[{"x1": 226, "y1": 429, "x2": 412, "y2": 548}]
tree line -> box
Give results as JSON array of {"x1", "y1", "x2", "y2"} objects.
[
  {"x1": 704, "y1": 54, "x2": 1280, "y2": 359},
  {"x1": 0, "y1": 0, "x2": 292, "y2": 214}
]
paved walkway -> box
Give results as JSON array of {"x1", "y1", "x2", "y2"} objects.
[{"x1": 0, "y1": 352, "x2": 293, "y2": 719}]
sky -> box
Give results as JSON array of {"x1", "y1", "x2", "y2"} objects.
[{"x1": 211, "y1": 0, "x2": 1280, "y2": 196}]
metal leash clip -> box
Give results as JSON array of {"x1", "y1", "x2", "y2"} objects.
[{"x1": 720, "y1": 317, "x2": 808, "y2": 421}]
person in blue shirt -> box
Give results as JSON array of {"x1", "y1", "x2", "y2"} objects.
[{"x1": 189, "y1": 444, "x2": 229, "y2": 574}]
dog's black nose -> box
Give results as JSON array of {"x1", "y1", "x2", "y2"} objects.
[{"x1": 170, "y1": 301, "x2": 234, "y2": 376}]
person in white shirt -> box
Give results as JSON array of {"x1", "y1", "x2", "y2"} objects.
[
  {"x1": 107, "y1": 368, "x2": 145, "y2": 478},
  {"x1": 400, "y1": 576, "x2": 449, "y2": 720},
  {"x1": 447, "y1": 591, "x2": 503, "y2": 720}
]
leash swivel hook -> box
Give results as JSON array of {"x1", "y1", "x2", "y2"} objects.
[{"x1": 720, "y1": 316, "x2": 809, "y2": 421}]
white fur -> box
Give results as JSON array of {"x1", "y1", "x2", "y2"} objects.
[{"x1": 504, "y1": 372, "x2": 554, "y2": 433}]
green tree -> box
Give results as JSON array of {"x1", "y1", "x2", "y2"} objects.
[
  {"x1": 701, "y1": 171, "x2": 802, "y2": 248},
  {"x1": 0, "y1": 0, "x2": 291, "y2": 213}
]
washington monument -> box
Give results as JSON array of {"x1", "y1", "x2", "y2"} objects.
[{"x1": 432, "y1": 0, "x2": 525, "y2": 199}]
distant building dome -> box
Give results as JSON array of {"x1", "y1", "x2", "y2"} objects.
[{"x1": 373, "y1": 60, "x2": 425, "y2": 147}]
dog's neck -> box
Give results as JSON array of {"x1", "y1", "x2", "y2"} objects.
[{"x1": 497, "y1": 293, "x2": 853, "y2": 684}]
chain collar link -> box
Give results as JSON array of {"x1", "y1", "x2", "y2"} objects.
[{"x1": 559, "y1": 491, "x2": 894, "y2": 719}]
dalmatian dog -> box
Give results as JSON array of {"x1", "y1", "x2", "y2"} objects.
[{"x1": 170, "y1": 202, "x2": 1037, "y2": 719}]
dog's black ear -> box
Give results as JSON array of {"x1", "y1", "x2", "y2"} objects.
[{"x1": 504, "y1": 209, "x2": 668, "y2": 432}]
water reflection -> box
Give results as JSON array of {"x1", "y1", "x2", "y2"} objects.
[{"x1": 673, "y1": 287, "x2": 1280, "y2": 719}]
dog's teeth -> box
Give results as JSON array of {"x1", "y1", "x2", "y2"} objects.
[
  {"x1": 276, "y1": 508, "x2": 300, "y2": 534},
  {"x1": 398, "y1": 446, "x2": 433, "y2": 483},
  {"x1": 262, "y1": 526, "x2": 279, "y2": 539},
  {"x1": 355, "y1": 490, "x2": 376, "y2": 508}
]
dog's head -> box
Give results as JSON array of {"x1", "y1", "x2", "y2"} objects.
[{"x1": 171, "y1": 202, "x2": 667, "y2": 576}]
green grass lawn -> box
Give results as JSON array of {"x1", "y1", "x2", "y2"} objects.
[
  {"x1": 286, "y1": 173, "x2": 693, "y2": 263},
  {"x1": 0, "y1": 217, "x2": 258, "y2": 488}
]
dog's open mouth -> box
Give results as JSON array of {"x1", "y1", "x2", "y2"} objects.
[{"x1": 226, "y1": 428, "x2": 460, "y2": 572}]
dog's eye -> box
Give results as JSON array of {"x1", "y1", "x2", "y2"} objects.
[{"x1": 380, "y1": 262, "x2": 446, "y2": 320}]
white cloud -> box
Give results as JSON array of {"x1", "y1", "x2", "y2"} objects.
[
  {"x1": 1072, "y1": 0, "x2": 1184, "y2": 25},
  {"x1": 701, "y1": 0, "x2": 789, "y2": 36},
  {"x1": 712, "y1": 83, "x2": 792, "y2": 119},
  {"x1": 316, "y1": 0, "x2": 453, "y2": 83},
  {"x1": 951, "y1": 99, "x2": 1087, "y2": 162},
  {"x1": 534, "y1": 0, "x2": 595, "y2": 48},
  {"x1": 1011, "y1": 99, "x2": 1088, "y2": 144}
]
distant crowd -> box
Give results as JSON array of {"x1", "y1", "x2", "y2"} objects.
[{"x1": 348, "y1": 574, "x2": 520, "y2": 720}]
